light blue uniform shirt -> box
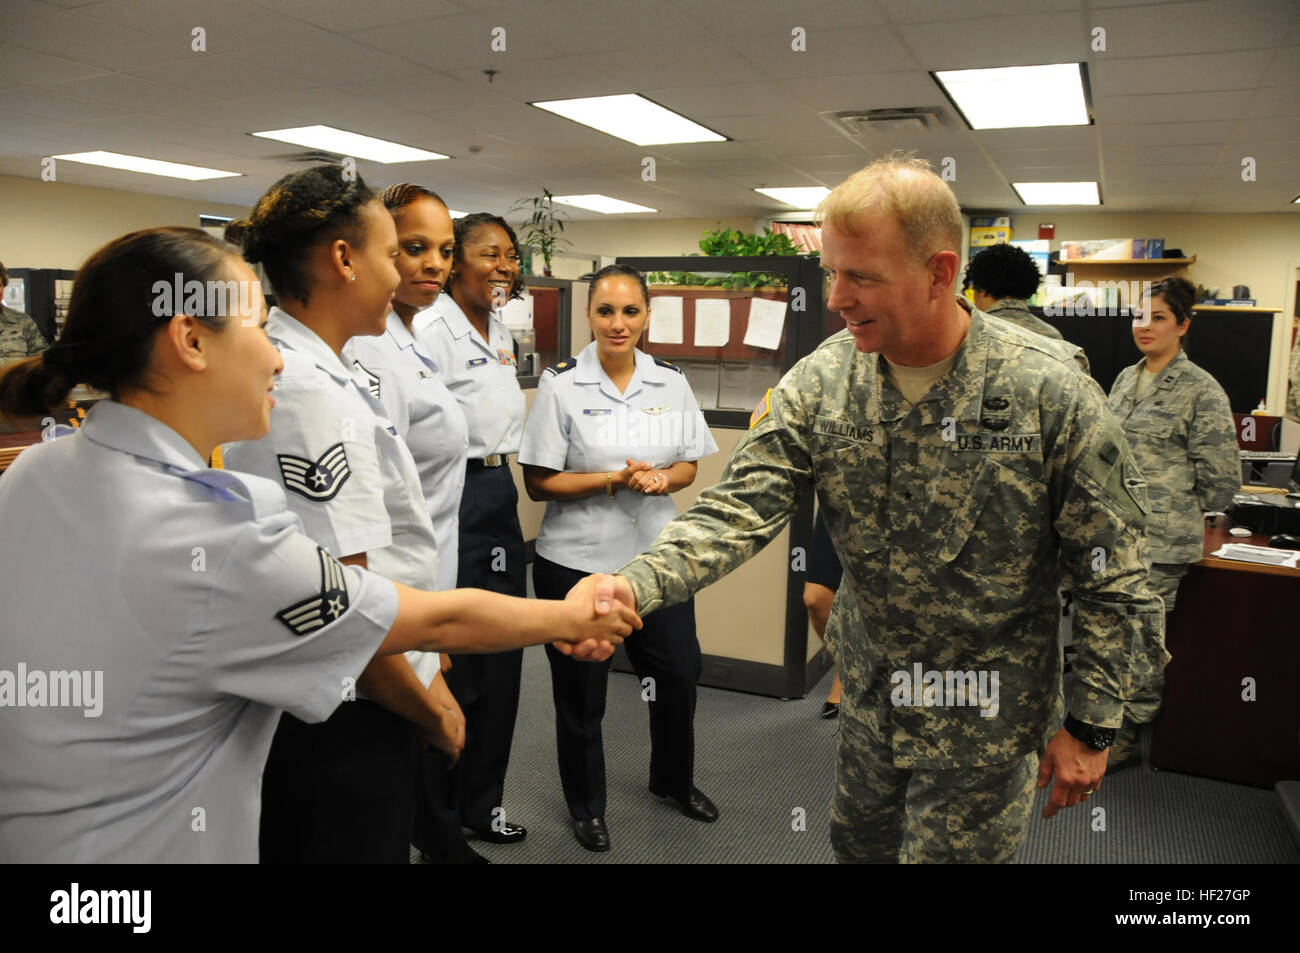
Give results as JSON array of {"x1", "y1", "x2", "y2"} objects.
[
  {"x1": 519, "y1": 342, "x2": 718, "y2": 573},
  {"x1": 223, "y1": 306, "x2": 441, "y2": 687},
  {"x1": 415, "y1": 294, "x2": 525, "y2": 458},
  {"x1": 345, "y1": 311, "x2": 469, "y2": 592},
  {"x1": 0, "y1": 401, "x2": 398, "y2": 863}
]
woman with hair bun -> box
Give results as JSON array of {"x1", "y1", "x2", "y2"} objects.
[
  {"x1": 1105, "y1": 275, "x2": 1239, "y2": 769},
  {"x1": 0, "y1": 226, "x2": 636, "y2": 863},
  {"x1": 416, "y1": 212, "x2": 533, "y2": 846}
]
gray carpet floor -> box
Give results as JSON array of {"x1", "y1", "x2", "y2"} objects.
[
  {"x1": 420, "y1": 650, "x2": 1297, "y2": 865},
  {"x1": 416, "y1": 570, "x2": 1300, "y2": 864}
]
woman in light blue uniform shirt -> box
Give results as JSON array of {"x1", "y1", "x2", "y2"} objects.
[
  {"x1": 0, "y1": 227, "x2": 637, "y2": 863},
  {"x1": 416, "y1": 213, "x2": 531, "y2": 844},
  {"x1": 520, "y1": 264, "x2": 719, "y2": 852},
  {"x1": 342, "y1": 182, "x2": 481, "y2": 864}
]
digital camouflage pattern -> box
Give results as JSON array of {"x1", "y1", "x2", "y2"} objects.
[
  {"x1": 620, "y1": 307, "x2": 1166, "y2": 772},
  {"x1": 1106, "y1": 349, "x2": 1239, "y2": 566},
  {"x1": 0, "y1": 305, "x2": 48, "y2": 364},
  {"x1": 987, "y1": 298, "x2": 1065, "y2": 342},
  {"x1": 1287, "y1": 337, "x2": 1300, "y2": 422}
]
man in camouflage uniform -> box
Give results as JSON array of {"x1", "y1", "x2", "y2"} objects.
[
  {"x1": 1287, "y1": 333, "x2": 1300, "y2": 421},
  {"x1": 966, "y1": 242, "x2": 1064, "y2": 342},
  {"x1": 0, "y1": 262, "x2": 48, "y2": 365},
  {"x1": 612, "y1": 156, "x2": 1164, "y2": 863},
  {"x1": 1106, "y1": 311, "x2": 1240, "y2": 766}
]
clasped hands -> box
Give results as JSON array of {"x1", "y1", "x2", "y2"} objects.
[
  {"x1": 552, "y1": 573, "x2": 641, "y2": 663},
  {"x1": 618, "y1": 459, "x2": 670, "y2": 496}
]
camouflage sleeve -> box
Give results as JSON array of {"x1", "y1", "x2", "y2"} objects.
[
  {"x1": 1287, "y1": 337, "x2": 1300, "y2": 422},
  {"x1": 23, "y1": 314, "x2": 48, "y2": 355},
  {"x1": 1049, "y1": 374, "x2": 1166, "y2": 728},
  {"x1": 1188, "y1": 382, "x2": 1240, "y2": 514},
  {"x1": 617, "y1": 365, "x2": 816, "y2": 615}
]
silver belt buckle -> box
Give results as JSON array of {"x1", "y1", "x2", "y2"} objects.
[{"x1": 482, "y1": 454, "x2": 504, "y2": 467}]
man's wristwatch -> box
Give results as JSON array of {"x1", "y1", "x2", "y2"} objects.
[{"x1": 1063, "y1": 714, "x2": 1116, "y2": 751}]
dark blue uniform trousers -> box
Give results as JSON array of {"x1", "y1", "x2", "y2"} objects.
[
  {"x1": 444, "y1": 462, "x2": 526, "y2": 831},
  {"x1": 532, "y1": 554, "x2": 702, "y2": 820}
]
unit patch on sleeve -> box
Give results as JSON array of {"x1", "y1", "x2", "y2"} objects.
[
  {"x1": 276, "y1": 443, "x2": 352, "y2": 501},
  {"x1": 275, "y1": 546, "x2": 351, "y2": 636}
]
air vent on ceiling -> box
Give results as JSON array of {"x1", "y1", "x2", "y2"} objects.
[{"x1": 822, "y1": 107, "x2": 952, "y2": 137}]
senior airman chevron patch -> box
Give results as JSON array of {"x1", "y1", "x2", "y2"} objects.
[
  {"x1": 275, "y1": 547, "x2": 350, "y2": 636},
  {"x1": 277, "y1": 443, "x2": 351, "y2": 501}
]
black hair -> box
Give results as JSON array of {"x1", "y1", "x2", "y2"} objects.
[
  {"x1": 1143, "y1": 275, "x2": 1196, "y2": 350},
  {"x1": 224, "y1": 165, "x2": 375, "y2": 306},
  {"x1": 964, "y1": 243, "x2": 1041, "y2": 301},
  {"x1": 379, "y1": 183, "x2": 447, "y2": 214},
  {"x1": 445, "y1": 212, "x2": 525, "y2": 302},
  {"x1": 0, "y1": 261, "x2": 7, "y2": 287},
  {"x1": 586, "y1": 263, "x2": 649, "y2": 308},
  {"x1": 0, "y1": 228, "x2": 237, "y2": 420}
]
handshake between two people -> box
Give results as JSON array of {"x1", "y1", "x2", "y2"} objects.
[{"x1": 554, "y1": 573, "x2": 641, "y2": 663}]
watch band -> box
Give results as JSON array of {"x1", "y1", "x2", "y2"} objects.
[{"x1": 1063, "y1": 713, "x2": 1116, "y2": 751}]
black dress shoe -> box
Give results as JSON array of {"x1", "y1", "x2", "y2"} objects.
[
  {"x1": 820, "y1": 701, "x2": 840, "y2": 719},
  {"x1": 470, "y1": 822, "x2": 527, "y2": 844},
  {"x1": 650, "y1": 785, "x2": 719, "y2": 822},
  {"x1": 572, "y1": 817, "x2": 611, "y2": 852}
]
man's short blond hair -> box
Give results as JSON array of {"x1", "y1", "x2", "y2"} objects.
[{"x1": 815, "y1": 154, "x2": 963, "y2": 264}]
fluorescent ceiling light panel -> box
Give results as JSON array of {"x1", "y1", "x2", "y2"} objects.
[
  {"x1": 934, "y1": 63, "x2": 1089, "y2": 129},
  {"x1": 52, "y1": 151, "x2": 239, "y2": 181},
  {"x1": 755, "y1": 186, "x2": 831, "y2": 208},
  {"x1": 531, "y1": 94, "x2": 725, "y2": 145},
  {"x1": 250, "y1": 125, "x2": 448, "y2": 163},
  {"x1": 1012, "y1": 181, "x2": 1100, "y2": 205},
  {"x1": 553, "y1": 194, "x2": 657, "y2": 214}
]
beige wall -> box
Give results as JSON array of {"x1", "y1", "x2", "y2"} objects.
[
  {"x1": 0, "y1": 175, "x2": 250, "y2": 270},
  {"x1": 555, "y1": 216, "x2": 755, "y2": 261}
]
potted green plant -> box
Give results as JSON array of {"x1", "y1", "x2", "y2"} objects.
[
  {"x1": 647, "y1": 223, "x2": 807, "y2": 289},
  {"x1": 509, "y1": 188, "x2": 573, "y2": 276}
]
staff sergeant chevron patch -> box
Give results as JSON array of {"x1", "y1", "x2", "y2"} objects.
[
  {"x1": 276, "y1": 443, "x2": 351, "y2": 501},
  {"x1": 275, "y1": 546, "x2": 351, "y2": 636},
  {"x1": 352, "y1": 359, "x2": 381, "y2": 399}
]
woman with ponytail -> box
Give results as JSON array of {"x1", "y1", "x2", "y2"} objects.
[{"x1": 0, "y1": 227, "x2": 637, "y2": 863}]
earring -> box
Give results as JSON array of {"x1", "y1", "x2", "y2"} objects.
[{"x1": 350, "y1": 274, "x2": 357, "y2": 281}]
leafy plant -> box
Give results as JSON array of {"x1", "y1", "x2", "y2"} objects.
[
  {"x1": 646, "y1": 224, "x2": 810, "y2": 288},
  {"x1": 1194, "y1": 283, "x2": 1220, "y2": 303},
  {"x1": 509, "y1": 188, "x2": 573, "y2": 276}
]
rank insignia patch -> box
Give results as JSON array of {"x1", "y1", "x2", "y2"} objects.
[
  {"x1": 352, "y1": 359, "x2": 381, "y2": 399},
  {"x1": 277, "y1": 443, "x2": 351, "y2": 501},
  {"x1": 275, "y1": 547, "x2": 350, "y2": 636}
]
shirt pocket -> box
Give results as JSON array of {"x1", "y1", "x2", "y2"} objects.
[{"x1": 937, "y1": 456, "x2": 1051, "y2": 592}]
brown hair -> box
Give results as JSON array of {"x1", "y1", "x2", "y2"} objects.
[
  {"x1": 0, "y1": 228, "x2": 236, "y2": 421},
  {"x1": 379, "y1": 183, "x2": 447, "y2": 215}
]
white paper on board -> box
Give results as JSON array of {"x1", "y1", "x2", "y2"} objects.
[
  {"x1": 648, "y1": 295, "x2": 684, "y2": 344},
  {"x1": 744, "y1": 297, "x2": 787, "y2": 350},
  {"x1": 693, "y1": 298, "x2": 730, "y2": 347}
]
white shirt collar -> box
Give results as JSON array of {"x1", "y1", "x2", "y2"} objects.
[
  {"x1": 79, "y1": 400, "x2": 206, "y2": 472},
  {"x1": 267, "y1": 306, "x2": 355, "y2": 386},
  {"x1": 573, "y1": 342, "x2": 665, "y2": 387}
]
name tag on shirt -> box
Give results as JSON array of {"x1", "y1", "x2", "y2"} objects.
[
  {"x1": 950, "y1": 433, "x2": 1042, "y2": 453},
  {"x1": 417, "y1": 369, "x2": 433, "y2": 379},
  {"x1": 814, "y1": 415, "x2": 875, "y2": 443},
  {"x1": 467, "y1": 357, "x2": 489, "y2": 368},
  {"x1": 583, "y1": 408, "x2": 612, "y2": 416}
]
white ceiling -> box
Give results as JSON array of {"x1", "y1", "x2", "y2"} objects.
[{"x1": 0, "y1": 0, "x2": 1297, "y2": 219}]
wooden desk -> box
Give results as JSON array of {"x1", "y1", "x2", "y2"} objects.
[{"x1": 1148, "y1": 522, "x2": 1300, "y2": 787}]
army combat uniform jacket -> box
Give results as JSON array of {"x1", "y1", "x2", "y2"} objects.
[
  {"x1": 987, "y1": 298, "x2": 1064, "y2": 342},
  {"x1": 620, "y1": 307, "x2": 1165, "y2": 770},
  {"x1": 0, "y1": 304, "x2": 48, "y2": 364},
  {"x1": 1107, "y1": 350, "x2": 1239, "y2": 565}
]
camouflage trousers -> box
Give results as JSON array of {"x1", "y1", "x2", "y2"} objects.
[
  {"x1": 829, "y1": 705, "x2": 1038, "y2": 864},
  {"x1": 1113, "y1": 563, "x2": 1184, "y2": 763}
]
